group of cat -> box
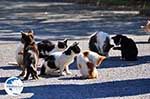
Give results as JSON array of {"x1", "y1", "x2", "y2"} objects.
[{"x1": 15, "y1": 30, "x2": 138, "y2": 80}]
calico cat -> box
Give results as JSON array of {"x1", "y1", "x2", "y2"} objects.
[
  {"x1": 40, "y1": 42, "x2": 80, "y2": 76},
  {"x1": 141, "y1": 20, "x2": 150, "y2": 42},
  {"x1": 37, "y1": 39, "x2": 68, "y2": 58},
  {"x1": 112, "y1": 34, "x2": 138, "y2": 61},
  {"x1": 16, "y1": 30, "x2": 33, "y2": 76},
  {"x1": 21, "y1": 31, "x2": 39, "y2": 80},
  {"x1": 77, "y1": 50, "x2": 106, "y2": 79},
  {"x1": 89, "y1": 31, "x2": 113, "y2": 56}
]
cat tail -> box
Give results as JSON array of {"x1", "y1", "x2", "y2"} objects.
[
  {"x1": 96, "y1": 55, "x2": 106, "y2": 66},
  {"x1": 8, "y1": 62, "x2": 18, "y2": 65}
]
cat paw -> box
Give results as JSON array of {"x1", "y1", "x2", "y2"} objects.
[
  {"x1": 60, "y1": 72, "x2": 66, "y2": 76},
  {"x1": 32, "y1": 76, "x2": 39, "y2": 80},
  {"x1": 19, "y1": 73, "x2": 25, "y2": 77},
  {"x1": 66, "y1": 71, "x2": 72, "y2": 75},
  {"x1": 23, "y1": 77, "x2": 28, "y2": 80}
]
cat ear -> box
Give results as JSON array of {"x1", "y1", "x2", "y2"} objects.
[
  {"x1": 21, "y1": 31, "x2": 26, "y2": 36},
  {"x1": 63, "y1": 38, "x2": 68, "y2": 44},
  {"x1": 96, "y1": 56, "x2": 106, "y2": 66},
  {"x1": 111, "y1": 36, "x2": 115, "y2": 39},
  {"x1": 28, "y1": 30, "x2": 34, "y2": 35},
  {"x1": 28, "y1": 30, "x2": 34, "y2": 39},
  {"x1": 72, "y1": 42, "x2": 79, "y2": 46}
]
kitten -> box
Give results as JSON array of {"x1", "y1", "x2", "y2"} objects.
[
  {"x1": 21, "y1": 31, "x2": 39, "y2": 80},
  {"x1": 112, "y1": 34, "x2": 138, "y2": 61},
  {"x1": 16, "y1": 30, "x2": 33, "y2": 76},
  {"x1": 40, "y1": 42, "x2": 80, "y2": 76},
  {"x1": 37, "y1": 39, "x2": 68, "y2": 58},
  {"x1": 89, "y1": 31, "x2": 113, "y2": 56},
  {"x1": 141, "y1": 20, "x2": 150, "y2": 42},
  {"x1": 77, "y1": 50, "x2": 106, "y2": 79}
]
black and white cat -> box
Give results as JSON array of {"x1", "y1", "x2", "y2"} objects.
[
  {"x1": 89, "y1": 31, "x2": 113, "y2": 56},
  {"x1": 40, "y1": 42, "x2": 81, "y2": 76},
  {"x1": 37, "y1": 39, "x2": 68, "y2": 58},
  {"x1": 21, "y1": 31, "x2": 39, "y2": 80},
  {"x1": 77, "y1": 50, "x2": 106, "y2": 79},
  {"x1": 112, "y1": 34, "x2": 138, "y2": 61}
]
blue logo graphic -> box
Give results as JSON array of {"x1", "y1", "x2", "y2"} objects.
[{"x1": 4, "y1": 77, "x2": 23, "y2": 96}]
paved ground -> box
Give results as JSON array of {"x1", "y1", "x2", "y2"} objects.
[{"x1": 0, "y1": 1, "x2": 150, "y2": 99}]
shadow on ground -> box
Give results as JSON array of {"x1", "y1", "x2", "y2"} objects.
[
  {"x1": 100, "y1": 55, "x2": 150, "y2": 68},
  {"x1": 0, "y1": 0, "x2": 149, "y2": 42},
  {"x1": 0, "y1": 65, "x2": 19, "y2": 70},
  {"x1": 1, "y1": 78, "x2": 149, "y2": 98},
  {"x1": 0, "y1": 77, "x2": 9, "y2": 83},
  {"x1": 69, "y1": 55, "x2": 150, "y2": 70}
]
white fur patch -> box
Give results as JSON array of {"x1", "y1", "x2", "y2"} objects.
[
  {"x1": 96, "y1": 31, "x2": 110, "y2": 54},
  {"x1": 16, "y1": 42, "x2": 24, "y2": 68}
]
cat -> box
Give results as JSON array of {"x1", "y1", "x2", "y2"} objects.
[
  {"x1": 112, "y1": 34, "x2": 138, "y2": 61},
  {"x1": 16, "y1": 30, "x2": 33, "y2": 77},
  {"x1": 77, "y1": 50, "x2": 106, "y2": 79},
  {"x1": 141, "y1": 20, "x2": 150, "y2": 42},
  {"x1": 37, "y1": 39, "x2": 68, "y2": 58},
  {"x1": 89, "y1": 31, "x2": 114, "y2": 56},
  {"x1": 40, "y1": 42, "x2": 81, "y2": 76},
  {"x1": 21, "y1": 31, "x2": 39, "y2": 80}
]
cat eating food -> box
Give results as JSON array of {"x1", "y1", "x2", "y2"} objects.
[
  {"x1": 112, "y1": 34, "x2": 138, "y2": 61},
  {"x1": 89, "y1": 31, "x2": 113, "y2": 56}
]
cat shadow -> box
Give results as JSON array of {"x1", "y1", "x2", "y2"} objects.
[
  {"x1": 100, "y1": 55, "x2": 150, "y2": 68},
  {"x1": 0, "y1": 65, "x2": 20, "y2": 70},
  {"x1": 1, "y1": 78, "x2": 149, "y2": 98},
  {"x1": 38, "y1": 74, "x2": 60, "y2": 78},
  {"x1": 59, "y1": 76, "x2": 87, "y2": 80},
  {"x1": 69, "y1": 55, "x2": 150, "y2": 69},
  {"x1": 136, "y1": 41, "x2": 150, "y2": 44}
]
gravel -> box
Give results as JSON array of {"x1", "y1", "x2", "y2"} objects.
[{"x1": 0, "y1": 1, "x2": 150, "y2": 99}]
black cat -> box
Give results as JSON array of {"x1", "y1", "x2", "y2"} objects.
[
  {"x1": 112, "y1": 35, "x2": 138, "y2": 61},
  {"x1": 37, "y1": 39, "x2": 68, "y2": 58}
]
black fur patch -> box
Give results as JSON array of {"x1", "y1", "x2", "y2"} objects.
[
  {"x1": 70, "y1": 43, "x2": 80, "y2": 54},
  {"x1": 103, "y1": 37, "x2": 114, "y2": 55},
  {"x1": 46, "y1": 55, "x2": 58, "y2": 69},
  {"x1": 63, "y1": 48, "x2": 72, "y2": 55},
  {"x1": 63, "y1": 42, "x2": 80, "y2": 55},
  {"x1": 40, "y1": 65, "x2": 46, "y2": 75},
  {"x1": 89, "y1": 33, "x2": 99, "y2": 54},
  {"x1": 58, "y1": 41, "x2": 67, "y2": 49},
  {"x1": 37, "y1": 40, "x2": 55, "y2": 58}
]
